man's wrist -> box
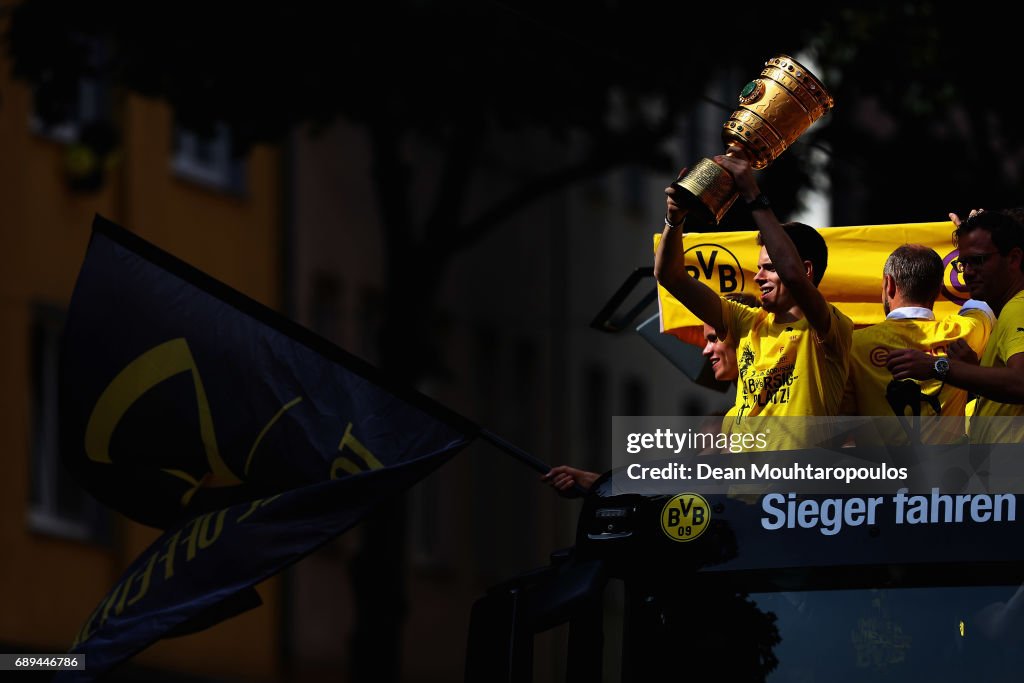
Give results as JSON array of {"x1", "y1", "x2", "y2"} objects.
[
  {"x1": 664, "y1": 214, "x2": 685, "y2": 229},
  {"x1": 745, "y1": 193, "x2": 771, "y2": 211}
]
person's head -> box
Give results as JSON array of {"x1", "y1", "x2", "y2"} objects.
[
  {"x1": 703, "y1": 293, "x2": 760, "y2": 382},
  {"x1": 882, "y1": 244, "x2": 943, "y2": 314},
  {"x1": 754, "y1": 222, "x2": 828, "y2": 313},
  {"x1": 953, "y1": 211, "x2": 1024, "y2": 306},
  {"x1": 701, "y1": 324, "x2": 735, "y2": 381}
]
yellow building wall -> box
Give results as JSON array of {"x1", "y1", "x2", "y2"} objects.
[{"x1": 0, "y1": 41, "x2": 283, "y2": 682}]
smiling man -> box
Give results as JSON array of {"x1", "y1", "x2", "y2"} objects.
[
  {"x1": 655, "y1": 153, "x2": 853, "y2": 429},
  {"x1": 701, "y1": 324, "x2": 734, "y2": 379},
  {"x1": 702, "y1": 293, "x2": 760, "y2": 382},
  {"x1": 888, "y1": 211, "x2": 1024, "y2": 442}
]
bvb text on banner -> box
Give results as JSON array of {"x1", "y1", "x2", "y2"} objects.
[{"x1": 655, "y1": 222, "x2": 967, "y2": 345}]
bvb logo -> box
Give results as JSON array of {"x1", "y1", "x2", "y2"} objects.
[
  {"x1": 682, "y1": 243, "x2": 745, "y2": 294},
  {"x1": 941, "y1": 250, "x2": 969, "y2": 305},
  {"x1": 660, "y1": 493, "x2": 711, "y2": 542}
]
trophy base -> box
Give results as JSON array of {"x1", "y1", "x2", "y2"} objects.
[{"x1": 673, "y1": 157, "x2": 738, "y2": 226}]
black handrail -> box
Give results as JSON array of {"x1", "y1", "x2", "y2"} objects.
[{"x1": 589, "y1": 267, "x2": 657, "y2": 333}]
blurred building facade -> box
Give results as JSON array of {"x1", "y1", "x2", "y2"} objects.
[
  {"x1": 0, "y1": 46, "x2": 285, "y2": 681},
  {"x1": 0, "y1": 35, "x2": 776, "y2": 683}
]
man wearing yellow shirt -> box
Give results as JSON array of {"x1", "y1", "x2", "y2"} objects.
[
  {"x1": 655, "y1": 152, "x2": 854, "y2": 436},
  {"x1": 843, "y1": 244, "x2": 993, "y2": 443},
  {"x1": 888, "y1": 211, "x2": 1024, "y2": 442}
]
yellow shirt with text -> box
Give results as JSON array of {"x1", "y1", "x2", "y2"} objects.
[{"x1": 722, "y1": 297, "x2": 854, "y2": 424}]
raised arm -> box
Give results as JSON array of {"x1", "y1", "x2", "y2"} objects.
[
  {"x1": 714, "y1": 153, "x2": 833, "y2": 337},
  {"x1": 653, "y1": 175, "x2": 727, "y2": 333}
]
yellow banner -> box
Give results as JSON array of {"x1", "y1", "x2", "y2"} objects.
[{"x1": 656, "y1": 222, "x2": 968, "y2": 345}]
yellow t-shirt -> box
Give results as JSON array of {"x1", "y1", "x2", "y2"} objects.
[
  {"x1": 842, "y1": 307, "x2": 992, "y2": 444},
  {"x1": 722, "y1": 297, "x2": 854, "y2": 423},
  {"x1": 971, "y1": 291, "x2": 1024, "y2": 443}
]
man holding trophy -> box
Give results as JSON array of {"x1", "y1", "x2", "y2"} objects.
[{"x1": 654, "y1": 56, "x2": 853, "y2": 431}]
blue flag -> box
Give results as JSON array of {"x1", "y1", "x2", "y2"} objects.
[{"x1": 57, "y1": 215, "x2": 476, "y2": 679}]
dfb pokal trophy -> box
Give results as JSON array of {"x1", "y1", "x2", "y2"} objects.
[{"x1": 675, "y1": 54, "x2": 834, "y2": 224}]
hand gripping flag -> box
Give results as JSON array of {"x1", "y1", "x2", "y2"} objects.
[{"x1": 57, "y1": 215, "x2": 477, "y2": 680}]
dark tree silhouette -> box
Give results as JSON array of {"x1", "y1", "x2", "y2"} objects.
[{"x1": 805, "y1": 3, "x2": 1024, "y2": 224}]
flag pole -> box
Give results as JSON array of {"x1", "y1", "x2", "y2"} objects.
[{"x1": 480, "y1": 428, "x2": 590, "y2": 497}]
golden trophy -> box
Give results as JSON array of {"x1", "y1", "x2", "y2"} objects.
[{"x1": 674, "y1": 54, "x2": 834, "y2": 224}]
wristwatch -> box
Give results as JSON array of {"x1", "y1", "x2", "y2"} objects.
[
  {"x1": 746, "y1": 193, "x2": 771, "y2": 211},
  {"x1": 933, "y1": 356, "x2": 950, "y2": 380}
]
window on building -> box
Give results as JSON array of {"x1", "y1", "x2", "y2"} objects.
[
  {"x1": 472, "y1": 324, "x2": 500, "y2": 415},
  {"x1": 29, "y1": 38, "x2": 112, "y2": 143},
  {"x1": 28, "y1": 305, "x2": 111, "y2": 543},
  {"x1": 309, "y1": 273, "x2": 344, "y2": 344},
  {"x1": 409, "y1": 471, "x2": 446, "y2": 571},
  {"x1": 513, "y1": 340, "x2": 540, "y2": 441},
  {"x1": 171, "y1": 122, "x2": 247, "y2": 194},
  {"x1": 28, "y1": 37, "x2": 118, "y2": 192},
  {"x1": 623, "y1": 164, "x2": 646, "y2": 215},
  {"x1": 621, "y1": 376, "x2": 648, "y2": 416},
  {"x1": 582, "y1": 363, "x2": 609, "y2": 473},
  {"x1": 357, "y1": 286, "x2": 385, "y2": 366},
  {"x1": 30, "y1": 78, "x2": 112, "y2": 144}
]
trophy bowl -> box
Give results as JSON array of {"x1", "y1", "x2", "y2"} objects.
[{"x1": 675, "y1": 54, "x2": 834, "y2": 224}]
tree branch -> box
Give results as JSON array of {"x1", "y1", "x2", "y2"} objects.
[
  {"x1": 423, "y1": 117, "x2": 485, "y2": 243},
  {"x1": 367, "y1": 116, "x2": 414, "y2": 269},
  {"x1": 438, "y1": 120, "x2": 676, "y2": 255}
]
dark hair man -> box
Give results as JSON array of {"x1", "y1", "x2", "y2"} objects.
[
  {"x1": 888, "y1": 211, "x2": 1024, "y2": 442},
  {"x1": 844, "y1": 244, "x2": 993, "y2": 443},
  {"x1": 655, "y1": 152, "x2": 853, "y2": 427}
]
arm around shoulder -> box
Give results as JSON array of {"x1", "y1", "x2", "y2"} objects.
[
  {"x1": 889, "y1": 348, "x2": 1024, "y2": 404},
  {"x1": 948, "y1": 353, "x2": 1024, "y2": 404}
]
